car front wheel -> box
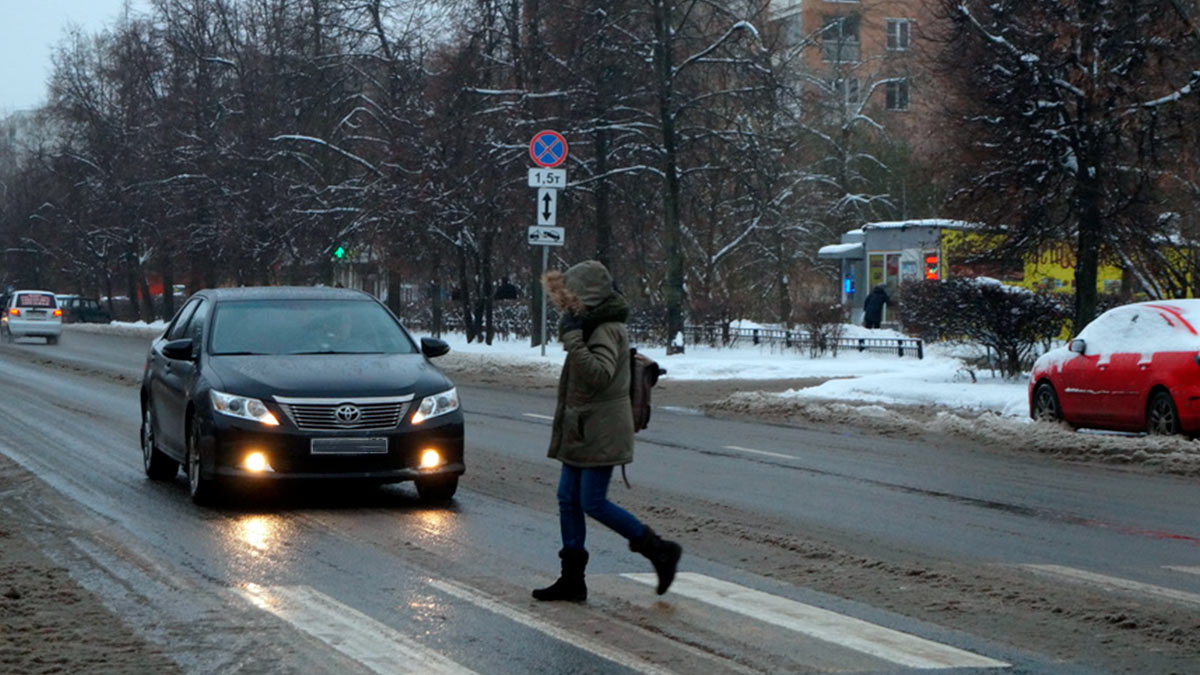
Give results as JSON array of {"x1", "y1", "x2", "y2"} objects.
[
  {"x1": 415, "y1": 475, "x2": 458, "y2": 503},
  {"x1": 1031, "y1": 382, "x2": 1064, "y2": 424},
  {"x1": 1147, "y1": 391, "x2": 1181, "y2": 436},
  {"x1": 187, "y1": 416, "x2": 221, "y2": 505},
  {"x1": 142, "y1": 405, "x2": 179, "y2": 480}
]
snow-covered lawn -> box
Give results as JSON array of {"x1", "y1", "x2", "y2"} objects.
[{"x1": 437, "y1": 325, "x2": 1031, "y2": 419}]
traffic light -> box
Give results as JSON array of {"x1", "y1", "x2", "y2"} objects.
[{"x1": 333, "y1": 245, "x2": 347, "y2": 260}]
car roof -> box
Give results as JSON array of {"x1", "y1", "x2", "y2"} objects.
[
  {"x1": 12, "y1": 290, "x2": 58, "y2": 296},
  {"x1": 1109, "y1": 299, "x2": 1200, "y2": 321},
  {"x1": 195, "y1": 286, "x2": 377, "y2": 302}
]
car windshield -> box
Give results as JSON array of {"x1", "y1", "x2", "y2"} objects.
[{"x1": 209, "y1": 299, "x2": 417, "y2": 355}]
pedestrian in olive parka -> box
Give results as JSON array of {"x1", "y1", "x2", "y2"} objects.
[{"x1": 532, "y1": 260, "x2": 683, "y2": 602}]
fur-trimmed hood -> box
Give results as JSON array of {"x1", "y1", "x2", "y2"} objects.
[{"x1": 543, "y1": 260, "x2": 616, "y2": 311}]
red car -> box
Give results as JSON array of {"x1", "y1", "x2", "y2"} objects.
[{"x1": 1029, "y1": 299, "x2": 1200, "y2": 435}]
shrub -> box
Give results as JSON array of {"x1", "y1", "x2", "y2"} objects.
[
  {"x1": 899, "y1": 279, "x2": 1068, "y2": 377},
  {"x1": 796, "y1": 300, "x2": 848, "y2": 358}
]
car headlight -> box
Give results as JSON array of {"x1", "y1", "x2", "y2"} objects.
[
  {"x1": 411, "y1": 388, "x2": 459, "y2": 424},
  {"x1": 211, "y1": 390, "x2": 280, "y2": 426}
]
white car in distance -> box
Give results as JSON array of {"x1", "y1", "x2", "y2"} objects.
[{"x1": 2, "y1": 290, "x2": 63, "y2": 345}]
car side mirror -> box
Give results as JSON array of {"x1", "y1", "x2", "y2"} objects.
[
  {"x1": 162, "y1": 338, "x2": 196, "y2": 361},
  {"x1": 421, "y1": 337, "x2": 450, "y2": 358},
  {"x1": 1069, "y1": 339, "x2": 1087, "y2": 355}
]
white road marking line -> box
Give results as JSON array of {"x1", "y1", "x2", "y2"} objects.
[
  {"x1": 723, "y1": 445, "x2": 795, "y2": 461},
  {"x1": 237, "y1": 584, "x2": 476, "y2": 675},
  {"x1": 1023, "y1": 565, "x2": 1200, "y2": 608},
  {"x1": 1165, "y1": 566, "x2": 1200, "y2": 577},
  {"x1": 522, "y1": 413, "x2": 554, "y2": 421},
  {"x1": 428, "y1": 579, "x2": 680, "y2": 675},
  {"x1": 623, "y1": 573, "x2": 1008, "y2": 671}
]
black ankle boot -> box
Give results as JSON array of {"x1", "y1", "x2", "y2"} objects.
[
  {"x1": 532, "y1": 549, "x2": 588, "y2": 602},
  {"x1": 630, "y1": 527, "x2": 682, "y2": 595}
]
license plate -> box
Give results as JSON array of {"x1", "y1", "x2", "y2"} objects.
[
  {"x1": 310, "y1": 437, "x2": 388, "y2": 455},
  {"x1": 26, "y1": 312, "x2": 45, "y2": 320}
]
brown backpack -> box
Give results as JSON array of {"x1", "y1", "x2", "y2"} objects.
[{"x1": 630, "y1": 348, "x2": 666, "y2": 432}]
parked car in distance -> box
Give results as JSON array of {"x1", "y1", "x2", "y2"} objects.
[
  {"x1": 1, "y1": 290, "x2": 63, "y2": 344},
  {"x1": 139, "y1": 286, "x2": 464, "y2": 505},
  {"x1": 1030, "y1": 299, "x2": 1200, "y2": 436},
  {"x1": 55, "y1": 295, "x2": 112, "y2": 324}
]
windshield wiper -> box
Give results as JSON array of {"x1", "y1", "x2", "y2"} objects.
[{"x1": 212, "y1": 351, "x2": 269, "y2": 356}]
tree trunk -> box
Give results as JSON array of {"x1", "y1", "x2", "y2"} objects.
[
  {"x1": 161, "y1": 255, "x2": 176, "y2": 321},
  {"x1": 652, "y1": 0, "x2": 686, "y2": 354},
  {"x1": 593, "y1": 125, "x2": 612, "y2": 268},
  {"x1": 1073, "y1": 181, "x2": 1102, "y2": 333},
  {"x1": 528, "y1": 246, "x2": 544, "y2": 347}
]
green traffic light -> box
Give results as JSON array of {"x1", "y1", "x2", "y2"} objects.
[{"x1": 334, "y1": 245, "x2": 346, "y2": 259}]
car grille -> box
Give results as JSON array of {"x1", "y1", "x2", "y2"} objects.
[{"x1": 274, "y1": 395, "x2": 413, "y2": 431}]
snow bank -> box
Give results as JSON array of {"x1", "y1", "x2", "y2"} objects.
[{"x1": 65, "y1": 321, "x2": 166, "y2": 338}]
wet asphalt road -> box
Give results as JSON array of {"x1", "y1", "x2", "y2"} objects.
[{"x1": 1, "y1": 328, "x2": 1198, "y2": 673}]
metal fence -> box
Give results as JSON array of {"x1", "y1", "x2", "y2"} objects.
[
  {"x1": 628, "y1": 324, "x2": 923, "y2": 359},
  {"x1": 405, "y1": 313, "x2": 923, "y2": 359}
]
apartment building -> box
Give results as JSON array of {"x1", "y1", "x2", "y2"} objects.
[{"x1": 769, "y1": 0, "x2": 940, "y2": 151}]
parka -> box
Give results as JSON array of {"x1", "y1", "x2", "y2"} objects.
[
  {"x1": 863, "y1": 285, "x2": 890, "y2": 325},
  {"x1": 546, "y1": 261, "x2": 635, "y2": 467}
]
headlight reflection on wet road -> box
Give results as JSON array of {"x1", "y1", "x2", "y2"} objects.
[{"x1": 236, "y1": 515, "x2": 281, "y2": 553}]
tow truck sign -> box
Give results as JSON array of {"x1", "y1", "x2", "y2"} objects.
[{"x1": 527, "y1": 226, "x2": 564, "y2": 246}]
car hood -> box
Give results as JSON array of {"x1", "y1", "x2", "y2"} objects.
[{"x1": 204, "y1": 353, "x2": 453, "y2": 400}]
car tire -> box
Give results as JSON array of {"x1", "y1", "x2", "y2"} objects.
[
  {"x1": 142, "y1": 405, "x2": 179, "y2": 480},
  {"x1": 1031, "y1": 382, "x2": 1065, "y2": 425},
  {"x1": 46, "y1": 335, "x2": 58, "y2": 345},
  {"x1": 187, "y1": 415, "x2": 221, "y2": 506},
  {"x1": 1147, "y1": 390, "x2": 1181, "y2": 436},
  {"x1": 415, "y1": 475, "x2": 458, "y2": 503}
]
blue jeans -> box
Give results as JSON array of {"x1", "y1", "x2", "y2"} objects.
[{"x1": 557, "y1": 465, "x2": 646, "y2": 551}]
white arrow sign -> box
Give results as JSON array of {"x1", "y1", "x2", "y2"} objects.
[{"x1": 536, "y1": 188, "x2": 557, "y2": 226}]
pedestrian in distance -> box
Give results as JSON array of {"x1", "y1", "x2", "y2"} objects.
[
  {"x1": 533, "y1": 260, "x2": 683, "y2": 602},
  {"x1": 863, "y1": 284, "x2": 890, "y2": 329}
]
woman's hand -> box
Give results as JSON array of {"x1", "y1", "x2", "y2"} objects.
[{"x1": 558, "y1": 311, "x2": 585, "y2": 337}]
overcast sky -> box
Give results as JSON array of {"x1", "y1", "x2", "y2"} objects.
[{"x1": 0, "y1": 0, "x2": 151, "y2": 114}]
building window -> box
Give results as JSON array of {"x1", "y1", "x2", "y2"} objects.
[
  {"x1": 886, "y1": 19, "x2": 911, "y2": 51},
  {"x1": 777, "y1": 13, "x2": 804, "y2": 47},
  {"x1": 832, "y1": 77, "x2": 860, "y2": 105},
  {"x1": 886, "y1": 79, "x2": 909, "y2": 111},
  {"x1": 821, "y1": 15, "x2": 860, "y2": 63}
]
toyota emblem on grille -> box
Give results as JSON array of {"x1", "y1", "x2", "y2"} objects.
[{"x1": 335, "y1": 404, "x2": 362, "y2": 425}]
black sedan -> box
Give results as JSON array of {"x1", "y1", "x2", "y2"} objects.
[{"x1": 139, "y1": 286, "x2": 464, "y2": 505}]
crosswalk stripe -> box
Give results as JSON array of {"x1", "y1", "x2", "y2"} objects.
[
  {"x1": 428, "y1": 579, "x2": 682, "y2": 675},
  {"x1": 723, "y1": 445, "x2": 795, "y2": 461},
  {"x1": 1165, "y1": 565, "x2": 1200, "y2": 577},
  {"x1": 1023, "y1": 565, "x2": 1200, "y2": 608},
  {"x1": 623, "y1": 572, "x2": 1008, "y2": 670},
  {"x1": 237, "y1": 584, "x2": 476, "y2": 675}
]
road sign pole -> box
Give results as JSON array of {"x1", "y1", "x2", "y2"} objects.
[
  {"x1": 528, "y1": 130, "x2": 568, "y2": 356},
  {"x1": 540, "y1": 246, "x2": 548, "y2": 357}
]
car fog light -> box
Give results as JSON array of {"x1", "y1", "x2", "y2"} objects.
[
  {"x1": 419, "y1": 449, "x2": 441, "y2": 469},
  {"x1": 245, "y1": 452, "x2": 270, "y2": 473}
]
